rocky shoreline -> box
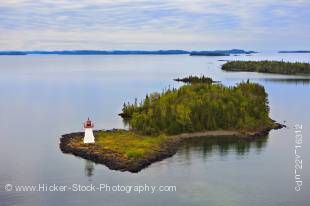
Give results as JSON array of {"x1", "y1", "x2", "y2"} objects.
[
  {"x1": 60, "y1": 130, "x2": 179, "y2": 173},
  {"x1": 59, "y1": 123, "x2": 285, "y2": 173}
]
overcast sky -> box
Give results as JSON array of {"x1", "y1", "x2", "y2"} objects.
[{"x1": 0, "y1": 0, "x2": 309, "y2": 50}]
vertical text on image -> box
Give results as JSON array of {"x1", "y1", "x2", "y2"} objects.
[{"x1": 294, "y1": 124, "x2": 303, "y2": 192}]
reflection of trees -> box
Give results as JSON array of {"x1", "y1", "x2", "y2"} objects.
[
  {"x1": 85, "y1": 160, "x2": 95, "y2": 178},
  {"x1": 263, "y1": 78, "x2": 310, "y2": 85},
  {"x1": 178, "y1": 135, "x2": 269, "y2": 159}
]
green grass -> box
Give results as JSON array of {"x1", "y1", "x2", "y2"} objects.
[{"x1": 94, "y1": 130, "x2": 167, "y2": 158}]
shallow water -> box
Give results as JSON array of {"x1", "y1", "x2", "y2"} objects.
[{"x1": 0, "y1": 52, "x2": 309, "y2": 206}]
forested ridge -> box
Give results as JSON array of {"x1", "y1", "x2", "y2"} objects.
[{"x1": 121, "y1": 80, "x2": 273, "y2": 135}]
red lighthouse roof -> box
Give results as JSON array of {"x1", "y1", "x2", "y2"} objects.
[{"x1": 84, "y1": 118, "x2": 94, "y2": 128}]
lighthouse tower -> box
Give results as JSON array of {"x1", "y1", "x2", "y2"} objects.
[{"x1": 83, "y1": 118, "x2": 95, "y2": 144}]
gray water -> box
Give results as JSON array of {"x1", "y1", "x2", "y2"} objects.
[{"x1": 0, "y1": 52, "x2": 309, "y2": 206}]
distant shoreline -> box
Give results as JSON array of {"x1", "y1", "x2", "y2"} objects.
[
  {"x1": 279, "y1": 50, "x2": 310, "y2": 53},
  {"x1": 0, "y1": 49, "x2": 255, "y2": 56}
]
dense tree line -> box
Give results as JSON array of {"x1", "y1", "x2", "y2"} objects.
[
  {"x1": 222, "y1": 60, "x2": 310, "y2": 75},
  {"x1": 121, "y1": 80, "x2": 272, "y2": 135}
]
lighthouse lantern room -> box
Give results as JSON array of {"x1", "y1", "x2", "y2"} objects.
[{"x1": 83, "y1": 118, "x2": 95, "y2": 144}]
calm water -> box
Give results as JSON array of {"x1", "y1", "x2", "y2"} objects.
[{"x1": 0, "y1": 52, "x2": 309, "y2": 206}]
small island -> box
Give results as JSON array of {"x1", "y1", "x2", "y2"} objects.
[
  {"x1": 222, "y1": 60, "x2": 310, "y2": 75},
  {"x1": 60, "y1": 78, "x2": 284, "y2": 172},
  {"x1": 173, "y1": 75, "x2": 220, "y2": 84}
]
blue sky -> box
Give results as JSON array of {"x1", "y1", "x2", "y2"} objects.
[{"x1": 0, "y1": 0, "x2": 309, "y2": 50}]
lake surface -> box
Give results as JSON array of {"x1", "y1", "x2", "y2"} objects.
[{"x1": 0, "y1": 52, "x2": 309, "y2": 206}]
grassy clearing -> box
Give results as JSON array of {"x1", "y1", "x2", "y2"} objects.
[{"x1": 94, "y1": 130, "x2": 167, "y2": 158}]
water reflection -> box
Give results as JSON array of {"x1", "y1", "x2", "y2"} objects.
[
  {"x1": 84, "y1": 160, "x2": 95, "y2": 178},
  {"x1": 0, "y1": 53, "x2": 309, "y2": 206},
  {"x1": 261, "y1": 78, "x2": 310, "y2": 85},
  {"x1": 178, "y1": 135, "x2": 268, "y2": 160}
]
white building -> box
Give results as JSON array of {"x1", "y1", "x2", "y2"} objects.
[{"x1": 83, "y1": 118, "x2": 95, "y2": 144}]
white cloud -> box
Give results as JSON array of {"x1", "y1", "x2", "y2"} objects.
[{"x1": 0, "y1": 0, "x2": 309, "y2": 50}]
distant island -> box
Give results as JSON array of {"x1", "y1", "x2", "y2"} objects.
[
  {"x1": 60, "y1": 77, "x2": 284, "y2": 172},
  {"x1": 222, "y1": 61, "x2": 310, "y2": 75},
  {"x1": 190, "y1": 51, "x2": 229, "y2": 56},
  {"x1": 0, "y1": 49, "x2": 255, "y2": 56},
  {"x1": 190, "y1": 49, "x2": 256, "y2": 56},
  {"x1": 279, "y1": 50, "x2": 310, "y2": 53}
]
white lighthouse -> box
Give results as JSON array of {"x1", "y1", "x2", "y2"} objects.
[{"x1": 83, "y1": 118, "x2": 95, "y2": 144}]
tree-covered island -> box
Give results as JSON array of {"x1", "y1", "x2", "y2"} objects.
[
  {"x1": 222, "y1": 60, "x2": 310, "y2": 75},
  {"x1": 173, "y1": 75, "x2": 220, "y2": 84},
  {"x1": 60, "y1": 77, "x2": 283, "y2": 172},
  {"x1": 121, "y1": 79, "x2": 278, "y2": 135}
]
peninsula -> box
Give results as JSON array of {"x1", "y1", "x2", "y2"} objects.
[
  {"x1": 222, "y1": 60, "x2": 310, "y2": 75},
  {"x1": 60, "y1": 78, "x2": 284, "y2": 172}
]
